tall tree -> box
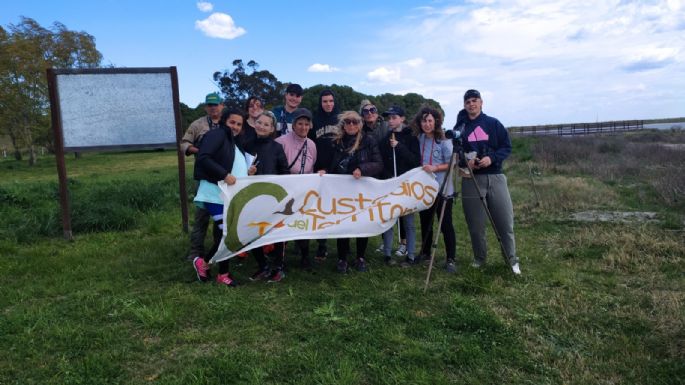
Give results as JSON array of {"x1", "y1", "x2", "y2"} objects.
[
  {"x1": 213, "y1": 59, "x2": 284, "y2": 111},
  {"x1": 0, "y1": 17, "x2": 102, "y2": 165}
]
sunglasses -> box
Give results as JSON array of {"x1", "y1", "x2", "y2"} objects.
[
  {"x1": 361, "y1": 107, "x2": 378, "y2": 115},
  {"x1": 343, "y1": 119, "x2": 361, "y2": 125}
]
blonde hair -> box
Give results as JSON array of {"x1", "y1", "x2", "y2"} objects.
[{"x1": 335, "y1": 111, "x2": 364, "y2": 154}]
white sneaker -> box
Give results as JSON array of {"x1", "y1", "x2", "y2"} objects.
[
  {"x1": 471, "y1": 261, "x2": 483, "y2": 268},
  {"x1": 395, "y1": 244, "x2": 408, "y2": 257},
  {"x1": 374, "y1": 244, "x2": 384, "y2": 253},
  {"x1": 511, "y1": 263, "x2": 521, "y2": 275}
]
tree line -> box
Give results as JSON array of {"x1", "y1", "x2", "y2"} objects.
[{"x1": 1, "y1": 17, "x2": 442, "y2": 166}]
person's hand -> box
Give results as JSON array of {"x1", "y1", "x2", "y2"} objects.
[
  {"x1": 352, "y1": 168, "x2": 362, "y2": 179},
  {"x1": 224, "y1": 174, "x2": 236, "y2": 185},
  {"x1": 468, "y1": 159, "x2": 478, "y2": 169},
  {"x1": 477, "y1": 156, "x2": 492, "y2": 168},
  {"x1": 188, "y1": 146, "x2": 199, "y2": 154},
  {"x1": 247, "y1": 165, "x2": 256, "y2": 175},
  {"x1": 318, "y1": 170, "x2": 326, "y2": 176},
  {"x1": 422, "y1": 164, "x2": 436, "y2": 173},
  {"x1": 389, "y1": 137, "x2": 398, "y2": 148}
]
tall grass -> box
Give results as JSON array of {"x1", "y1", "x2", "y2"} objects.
[{"x1": 1, "y1": 134, "x2": 683, "y2": 384}]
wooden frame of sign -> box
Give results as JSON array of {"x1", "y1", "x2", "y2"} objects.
[{"x1": 47, "y1": 67, "x2": 188, "y2": 240}]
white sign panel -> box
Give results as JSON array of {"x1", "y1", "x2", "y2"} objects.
[{"x1": 56, "y1": 71, "x2": 176, "y2": 149}]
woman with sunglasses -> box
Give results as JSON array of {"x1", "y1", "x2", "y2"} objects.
[
  {"x1": 320, "y1": 111, "x2": 383, "y2": 273},
  {"x1": 359, "y1": 99, "x2": 390, "y2": 146}
]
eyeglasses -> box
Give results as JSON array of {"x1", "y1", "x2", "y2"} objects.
[
  {"x1": 361, "y1": 107, "x2": 378, "y2": 115},
  {"x1": 343, "y1": 119, "x2": 361, "y2": 125}
]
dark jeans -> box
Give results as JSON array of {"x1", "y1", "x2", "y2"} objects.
[
  {"x1": 189, "y1": 206, "x2": 210, "y2": 257},
  {"x1": 419, "y1": 196, "x2": 456, "y2": 261},
  {"x1": 336, "y1": 237, "x2": 369, "y2": 261},
  {"x1": 252, "y1": 242, "x2": 285, "y2": 270}
]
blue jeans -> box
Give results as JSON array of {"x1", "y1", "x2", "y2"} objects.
[{"x1": 382, "y1": 214, "x2": 415, "y2": 259}]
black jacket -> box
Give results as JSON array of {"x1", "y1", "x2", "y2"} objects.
[
  {"x1": 195, "y1": 126, "x2": 240, "y2": 183},
  {"x1": 249, "y1": 136, "x2": 289, "y2": 175},
  {"x1": 378, "y1": 125, "x2": 420, "y2": 179},
  {"x1": 327, "y1": 133, "x2": 383, "y2": 178}
]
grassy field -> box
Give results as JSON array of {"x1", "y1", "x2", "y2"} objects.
[{"x1": 1, "y1": 131, "x2": 683, "y2": 384}]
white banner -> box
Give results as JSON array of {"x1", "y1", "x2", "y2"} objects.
[{"x1": 210, "y1": 167, "x2": 439, "y2": 263}]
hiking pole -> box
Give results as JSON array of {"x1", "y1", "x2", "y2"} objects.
[
  {"x1": 423, "y1": 150, "x2": 459, "y2": 292},
  {"x1": 391, "y1": 132, "x2": 402, "y2": 247},
  {"x1": 463, "y1": 156, "x2": 509, "y2": 266}
]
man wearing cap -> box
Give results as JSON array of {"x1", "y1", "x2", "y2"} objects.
[
  {"x1": 180, "y1": 92, "x2": 224, "y2": 262},
  {"x1": 460, "y1": 89, "x2": 522, "y2": 275},
  {"x1": 272, "y1": 83, "x2": 304, "y2": 137},
  {"x1": 275, "y1": 108, "x2": 317, "y2": 268}
]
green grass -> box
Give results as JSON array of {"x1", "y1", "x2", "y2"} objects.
[{"x1": 1, "y1": 133, "x2": 683, "y2": 384}]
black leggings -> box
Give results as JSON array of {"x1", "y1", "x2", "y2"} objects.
[
  {"x1": 336, "y1": 237, "x2": 369, "y2": 261},
  {"x1": 419, "y1": 196, "x2": 456, "y2": 261},
  {"x1": 252, "y1": 242, "x2": 285, "y2": 270}
]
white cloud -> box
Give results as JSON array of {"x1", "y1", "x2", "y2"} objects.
[
  {"x1": 367, "y1": 67, "x2": 401, "y2": 83},
  {"x1": 360, "y1": 0, "x2": 685, "y2": 125},
  {"x1": 197, "y1": 1, "x2": 213, "y2": 12},
  {"x1": 195, "y1": 13, "x2": 246, "y2": 39},
  {"x1": 307, "y1": 63, "x2": 340, "y2": 73}
]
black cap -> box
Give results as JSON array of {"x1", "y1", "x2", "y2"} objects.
[
  {"x1": 285, "y1": 83, "x2": 303, "y2": 96},
  {"x1": 382, "y1": 105, "x2": 405, "y2": 117},
  {"x1": 463, "y1": 89, "x2": 481, "y2": 101},
  {"x1": 291, "y1": 108, "x2": 312, "y2": 121}
]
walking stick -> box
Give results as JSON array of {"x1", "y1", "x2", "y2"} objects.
[
  {"x1": 423, "y1": 151, "x2": 458, "y2": 292},
  {"x1": 391, "y1": 132, "x2": 401, "y2": 245}
]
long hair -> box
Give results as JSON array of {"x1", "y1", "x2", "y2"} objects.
[
  {"x1": 334, "y1": 111, "x2": 364, "y2": 154},
  {"x1": 411, "y1": 105, "x2": 445, "y2": 140}
]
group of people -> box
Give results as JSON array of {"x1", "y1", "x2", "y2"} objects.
[{"x1": 180, "y1": 85, "x2": 521, "y2": 286}]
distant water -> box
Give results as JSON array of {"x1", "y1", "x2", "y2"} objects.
[{"x1": 643, "y1": 121, "x2": 685, "y2": 130}]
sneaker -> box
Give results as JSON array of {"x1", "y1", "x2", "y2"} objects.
[
  {"x1": 193, "y1": 257, "x2": 209, "y2": 282},
  {"x1": 400, "y1": 257, "x2": 417, "y2": 268},
  {"x1": 471, "y1": 260, "x2": 483, "y2": 268},
  {"x1": 374, "y1": 244, "x2": 384, "y2": 254},
  {"x1": 267, "y1": 269, "x2": 285, "y2": 283},
  {"x1": 395, "y1": 244, "x2": 408, "y2": 257},
  {"x1": 314, "y1": 248, "x2": 328, "y2": 263},
  {"x1": 237, "y1": 251, "x2": 248, "y2": 260},
  {"x1": 336, "y1": 259, "x2": 348, "y2": 273},
  {"x1": 216, "y1": 273, "x2": 236, "y2": 287},
  {"x1": 384, "y1": 256, "x2": 397, "y2": 266},
  {"x1": 249, "y1": 268, "x2": 270, "y2": 281},
  {"x1": 444, "y1": 259, "x2": 457, "y2": 274},
  {"x1": 511, "y1": 263, "x2": 522, "y2": 275},
  {"x1": 355, "y1": 257, "x2": 368, "y2": 272}
]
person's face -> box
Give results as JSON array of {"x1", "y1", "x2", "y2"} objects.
[
  {"x1": 321, "y1": 95, "x2": 335, "y2": 113},
  {"x1": 205, "y1": 103, "x2": 223, "y2": 120},
  {"x1": 387, "y1": 114, "x2": 405, "y2": 129},
  {"x1": 248, "y1": 99, "x2": 264, "y2": 119},
  {"x1": 225, "y1": 114, "x2": 244, "y2": 136},
  {"x1": 464, "y1": 97, "x2": 482, "y2": 118},
  {"x1": 293, "y1": 117, "x2": 311, "y2": 138},
  {"x1": 342, "y1": 116, "x2": 362, "y2": 135},
  {"x1": 420, "y1": 113, "x2": 435, "y2": 135},
  {"x1": 285, "y1": 92, "x2": 302, "y2": 110},
  {"x1": 361, "y1": 105, "x2": 378, "y2": 123},
  {"x1": 255, "y1": 115, "x2": 274, "y2": 137}
]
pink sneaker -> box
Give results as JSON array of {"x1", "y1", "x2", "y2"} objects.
[
  {"x1": 216, "y1": 273, "x2": 237, "y2": 287},
  {"x1": 193, "y1": 257, "x2": 209, "y2": 282}
]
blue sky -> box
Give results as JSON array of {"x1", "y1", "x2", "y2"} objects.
[{"x1": 2, "y1": 0, "x2": 684, "y2": 126}]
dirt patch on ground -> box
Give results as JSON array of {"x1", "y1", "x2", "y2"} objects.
[{"x1": 570, "y1": 210, "x2": 658, "y2": 223}]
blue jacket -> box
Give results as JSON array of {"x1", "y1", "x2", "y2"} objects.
[{"x1": 462, "y1": 112, "x2": 511, "y2": 175}]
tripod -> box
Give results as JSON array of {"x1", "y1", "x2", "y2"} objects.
[{"x1": 423, "y1": 133, "x2": 511, "y2": 291}]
